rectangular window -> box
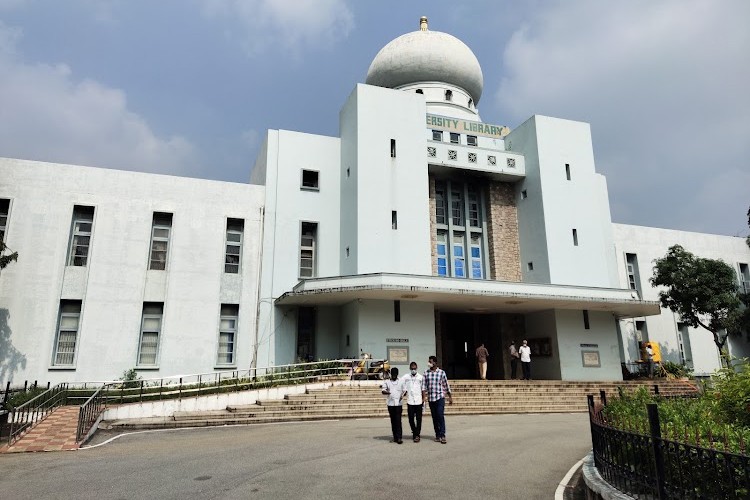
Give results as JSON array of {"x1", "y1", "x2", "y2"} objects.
[
  {"x1": 451, "y1": 189, "x2": 464, "y2": 226},
  {"x1": 635, "y1": 320, "x2": 648, "y2": 342},
  {"x1": 390, "y1": 139, "x2": 396, "y2": 158},
  {"x1": 0, "y1": 198, "x2": 9, "y2": 243},
  {"x1": 676, "y1": 322, "x2": 692, "y2": 365},
  {"x1": 432, "y1": 130, "x2": 443, "y2": 141},
  {"x1": 626, "y1": 253, "x2": 641, "y2": 294},
  {"x1": 301, "y1": 169, "x2": 319, "y2": 190},
  {"x1": 739, "y1": 263, "x2": 750, "y2": 293},
  {"x1": 445, "y1": 89, "x2": 452, "y2": 101},
  {"x1": 435, "y1": 182, "x2": 446, "y2": 225},
  {"x1": 467, "y1": 135, "x2": 477, "y2": 146},
  {"x1": 527, "y1": 262, "x2": 534, "y2": 271},
  {"x1": 299, "y1": 222, "x2": 317, "y2": 278},
  {"x1": 149, "y1": 212, "x2": 173, "y2": 270},
  {"x1": 468, "y1": 188, "x2": 480, "y2": 227},
  {"x1": 225, "y1": 218, "x2": 244, "y2": 274},
  {"x1": 67, "y1": 205, "x2": 95, "y2": 266},
  {"x1": 572, "y1": 229, "x2": 578, "y2": 246},
  {"x1": 582, "y1": 310, "x2": 590, "y2": 330},
  {"x1": 53, "y1": 300, "x2": 82, "y2": 366},
  {"x1": 297, "y1": 307, "x2": 315, "y2": 361},
  {"x1": 436, "y1": 231, "x2": 448, "y2": 277},
  {"x1": 394, "y1": 300, "x2": 401, "y2": 322},
  {"x1": 449, "y1": 132, "x2": 460, "y2": 144},
  {"x1": 391, "y1": 211, "x2": 398, "y2": 230},
  {"x1": 565, "y1": 163, "x2": 571, "y2": 180},
  {"x1": 470, "y1": 234, "x2": 483, "y2": 279},
  {"x1": 217, "y1": 304, "x2": 238, "y2": 365},
  {"x1": 138, "y1": 302, "x2": 163, "y2": 366},
  {"x1": 453, "y1": 233, "x2": 465, "y2": 278},
  {"x1": 521, "y1": 189, "x2": 528, "y2": 199}
]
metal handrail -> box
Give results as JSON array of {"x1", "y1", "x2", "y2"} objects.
[
  {"x1": 7, "y1": 383, "x2": 68, "y2": 445},
  {"x1": 65, "y1": 360, "x2": 361, "y2": 406},
  {"x1": 76, "y1": 384, "x2": 107, "y2": 443}
]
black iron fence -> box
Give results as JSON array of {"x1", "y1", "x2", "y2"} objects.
[
  {"x1": 6, "y1": 383, "x2": 69, "y2": 445},
  {"x1": 76, "y1": 384, "x2": 107, "y2": 443},
  {"x1": 588, "y1": 394, "x2": 750, "y2": 499}
]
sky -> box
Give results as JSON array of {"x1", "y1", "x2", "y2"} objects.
[{"x1": 0, "y1": 0, "x2": 748, "y2": 237}]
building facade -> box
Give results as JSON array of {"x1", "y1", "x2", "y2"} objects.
[{"x1": 1, "y1": 19, "x2": 748, "y2": 385}]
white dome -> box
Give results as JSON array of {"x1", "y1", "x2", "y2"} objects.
[{"x1": 366, "y1": 19, "x2": 484, "y2": 104}]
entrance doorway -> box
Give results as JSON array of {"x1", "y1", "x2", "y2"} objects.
[
  {"x1": 439, "y1": 313, "x2": 503, "y2": 379},
  {"x1": 438, "y1": 312, "x2": 526, "y2": 380}
]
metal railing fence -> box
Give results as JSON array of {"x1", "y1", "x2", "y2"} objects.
[
  {"x1": 588, "y1": 394, "x2": 749, "y2": 499},
  {"x1": 65, "y1": 359, "x2": 363, "y2": 406},
  {"x1": 7, "y1": 383, "x2": 69, "y2": 445},
  {"x1": 76, "y1": 384, "x2": 107, "y2": 443},
  {"x1": 3, "y1": 359, "x2": 378, "y2": 445}
]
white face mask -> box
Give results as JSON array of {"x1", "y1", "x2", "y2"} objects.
[{"x1": 411, "y1": 369, "x2": 417, "y2": 376}]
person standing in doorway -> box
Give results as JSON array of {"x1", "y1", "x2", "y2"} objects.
[
  {"x1": 475, "y1": 343, "x2": 489, "y2": 380},
  {"x1": 422, "y1": 355, "x2": 452, "y2": 444},
  {"x1": 381, "y1": 367, "x2": 404, "y2": 444},
  {"x1": 519, "y1": 339, "x2": 532, "y2": 380},
  {"x1": 401, "y1": 361, "x2": 424, "y2": 442},
  {"x1": 509, "y1": 340, "x2": 520, "y2": 380}
]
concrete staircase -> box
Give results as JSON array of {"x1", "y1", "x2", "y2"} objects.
[{"x1": 103, "y1": 379, "x2": 698, "y2": 431}]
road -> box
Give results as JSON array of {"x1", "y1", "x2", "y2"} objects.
[{"x1": 0, "y1": 413, "x2": 592, "y2": 499}]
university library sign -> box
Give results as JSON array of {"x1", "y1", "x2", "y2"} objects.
[{"x1": 426, "y1": 114, "x2": 511, "y2": 139}]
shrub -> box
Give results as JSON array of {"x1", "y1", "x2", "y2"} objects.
[
  {"x1": 705, "y1": 358, "x2": 750, "y2": 428},
  {"x1": 661, "y1": 360, "x2": 692, "y2": 379}
]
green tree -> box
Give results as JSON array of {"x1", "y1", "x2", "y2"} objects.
[
  {"x1": 0, "y1": 238, "x2": 18, "y2": 269},
  {"x1": 650, "y1": 245, "x2": 741, "y2": 365}
]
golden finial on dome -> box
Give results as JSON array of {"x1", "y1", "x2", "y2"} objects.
[{"x1": 420, "y1": 16, "x2": 428, "y2": 31}]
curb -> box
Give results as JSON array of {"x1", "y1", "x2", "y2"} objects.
[{"x1": 581, "y1": 452, "x2": 633, "y2": 500}]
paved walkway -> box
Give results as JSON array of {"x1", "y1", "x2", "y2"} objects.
[
  {"x1": 0, "y1": 406, "x2": 80, "y2": 453},
  {"x1": 0, "y1": 413, "x2": 592, "y2": 499}
]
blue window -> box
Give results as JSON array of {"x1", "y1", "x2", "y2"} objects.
[
  {"x1": 453, "y1": 234, "x2": 465, "y2": 278},
  {"x1": 470, "y1": 235, "x2": 483, "y2": 279},
  {"x1": 436, "y1": 232, "x2": 448, "y2": 276}
]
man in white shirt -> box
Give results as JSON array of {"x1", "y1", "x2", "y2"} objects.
[
  {"x1": 401, "y1": 361, "x2": 424, "y2": 442},
  {"x1": 381, "y1": 367, "x2": 404, "y2": 444},
  {"x1": 519, "y1": 339, "x2": 532, "y2": 380}
]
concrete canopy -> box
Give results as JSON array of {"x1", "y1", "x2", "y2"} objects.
[{"x1": 275, "y1": 273, "x2": 661, "y2": 319}]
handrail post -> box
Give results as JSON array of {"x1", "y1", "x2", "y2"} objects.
[
  {"x1": 647, "y1": 403, "x2": 667, "y2": 499},
  {"x1": 178, "y1": 377, "x2": 182, "y2": 401}
]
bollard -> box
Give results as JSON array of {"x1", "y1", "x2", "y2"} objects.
[{"x1": 647, "y1": 403, "x2": 667, "y2": 499}]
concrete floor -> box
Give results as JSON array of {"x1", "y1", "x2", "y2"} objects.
[{"x1": 0, "y1": 412, "x2": 592, "y2": 500}]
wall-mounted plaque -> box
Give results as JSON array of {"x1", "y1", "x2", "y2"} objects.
[
  {"x1": 387, "y1": 346, "x2": 409, "y2": 364},
  {"x1": 581, "y1": 350, "x2": 601, "y2": 368}
]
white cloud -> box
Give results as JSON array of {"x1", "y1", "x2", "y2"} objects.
[
  {"x1": 0, "y1": 21, "x2": 198, "y2": 175},
  {"x1": 496, "y1": 0, "x2": 750, "y2": 235},
  {"x1": 201, "y1": 0, "x2": 354, "y2": 57}
]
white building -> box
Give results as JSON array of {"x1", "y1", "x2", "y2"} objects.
[{"x1": 1, "y1": 18, "x2": 748, "y2": 385}]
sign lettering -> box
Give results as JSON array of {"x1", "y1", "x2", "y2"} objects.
[{"x1": 426, "y1": 114, "x2": 510, "y2": 139}]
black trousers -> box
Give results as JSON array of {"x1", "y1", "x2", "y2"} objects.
[
  {"x1": 387, "y1": 405, "x2": 402, "y2": 441},
  {"x1": 407, "y1": 404, "x2": 422, "y2": 438},
  {"x1": 521, "y1": 361, "x2": 531, "y2": 380},
  {"x1": 510, "y1": 358, "x2": 518, "y2": 379}
]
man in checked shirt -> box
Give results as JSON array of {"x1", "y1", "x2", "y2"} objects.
[{"x1": 422, "y1": 355, "x2": 453, "y2": 444}]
